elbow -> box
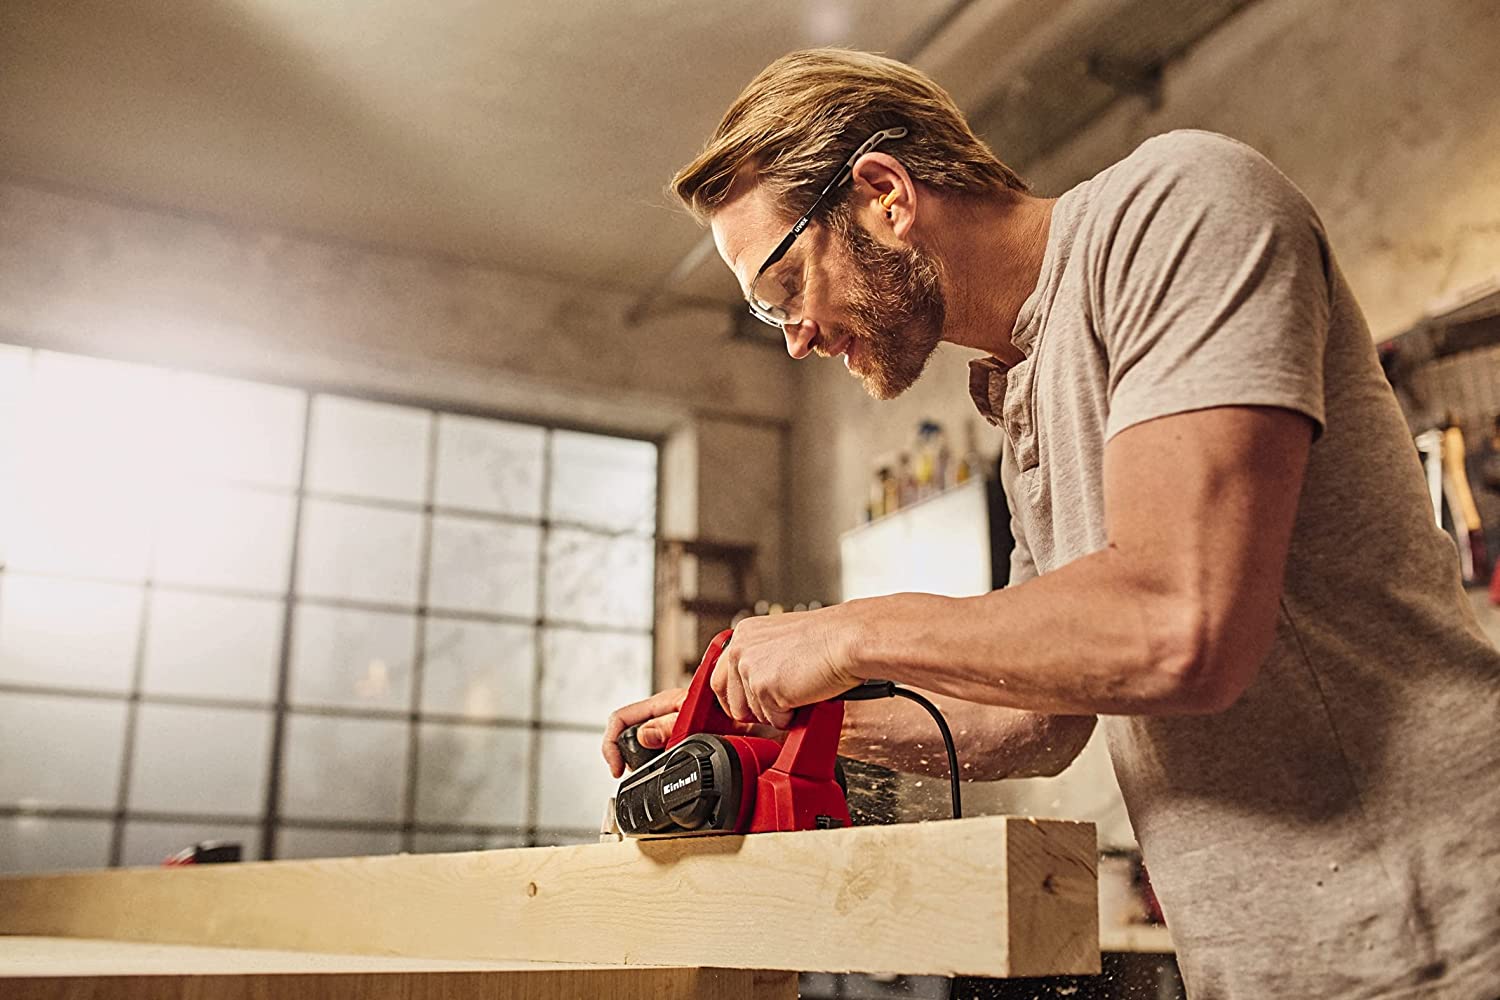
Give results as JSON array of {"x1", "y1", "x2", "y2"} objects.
[
  {"x1": 1145, "y1": 601, "x2": 1265, "y2": 715},
  {"x1": 1032, "y1": 714, "x2": 1097, "y2": 776}
]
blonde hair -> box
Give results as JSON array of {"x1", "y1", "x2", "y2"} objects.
[{"x1": 671, "y1": 48, "x2": 1027, "y2": 222}]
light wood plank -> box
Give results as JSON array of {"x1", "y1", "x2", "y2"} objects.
[
  {"x1": 0, "y1": 816, "x2": 1098, "y2": 977},
  {"x1": 0, "y1": 937, "x2": 796, "y2": 1000}
]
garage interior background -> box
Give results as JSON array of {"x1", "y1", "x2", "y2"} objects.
[{"x1": 1, "y1": 0, "x2": 1498, "y2": 883}]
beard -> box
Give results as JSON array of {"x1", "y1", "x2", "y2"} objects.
[{"x1": 823, "y1": 207, "x2": 946, "y2": 400}]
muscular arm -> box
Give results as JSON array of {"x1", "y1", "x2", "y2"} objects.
[
  {"x1": 846, "y1": 406, "x2": 1313, "y2": 715},
  {"x1": 839, "y1": 694, "x2": 1095, "y2": 780}
]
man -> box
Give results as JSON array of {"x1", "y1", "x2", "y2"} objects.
[{"x1": 602, "y1": 49, "x2": 1499, "y2": 998}]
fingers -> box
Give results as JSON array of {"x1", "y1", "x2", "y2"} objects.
[
  {"x1": 711, "y1": 649, "x2": 756, "y2": 724},
  {"x1": 602, "y1": 688, "x2": 687, "y2": 778}
]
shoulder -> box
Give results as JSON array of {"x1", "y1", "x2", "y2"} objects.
[{"x1": 1093, "y1": 130, "x2": 1316, "y2": 224}]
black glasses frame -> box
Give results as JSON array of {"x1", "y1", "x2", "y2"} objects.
[{"x1": 745, "y1": 126, "x2": 909, "y2": 328}]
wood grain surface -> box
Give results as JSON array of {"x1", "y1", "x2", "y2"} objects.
[{"x1": 0, "y1": 816, "x2": 1098, "y2": 977}]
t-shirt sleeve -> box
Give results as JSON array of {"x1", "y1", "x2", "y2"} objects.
[
  {"x1": 998, "y1": 434, "x2": 1039, "y2": 585},
  {"x1": 1088, "y1": 132, "x2": 1332, "y2": 441}
]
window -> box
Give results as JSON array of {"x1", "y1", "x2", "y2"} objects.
[{"x1": 0, "y1": 344, "x2": 655, "y2": 870}]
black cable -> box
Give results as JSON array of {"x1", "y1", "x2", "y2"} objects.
[
  {"x1": 891, "y1": 688, "x2": 962, "y2": 821},
  {"x1": 839, "y1": 681, "x2": 962, "y2": 820}
]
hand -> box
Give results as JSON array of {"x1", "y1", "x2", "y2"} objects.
[
  {"x1": 712, "y1": 604, "x2": 865, "y2": 729},
  {"x1": 601, "y1": 688, "x2": 686, "y2": 779},
  {"x1": 600, "y1": 687, "x2": 784, "y2": 779}
]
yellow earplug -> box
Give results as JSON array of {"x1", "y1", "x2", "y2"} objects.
[{"x1": 879, "y1": 191, "x2": 899, "y2": 208}]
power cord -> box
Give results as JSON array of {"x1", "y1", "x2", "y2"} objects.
[
  {"x1": 839, "y1": 682, "x2": 964, "y2": 1000},
  {"x1": 838, "y1": 681, "x2": 962, "y2": 820}
]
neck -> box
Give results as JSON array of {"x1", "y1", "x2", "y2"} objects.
[{"x1": 926, "y1": 190, "x2": 1055, "y2": 364}]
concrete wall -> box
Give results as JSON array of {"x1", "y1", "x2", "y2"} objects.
[
  {"x1": 784, "y1": 0, "x2": 1500, "y2": 842},
  {"x1": 0, "y1": 181, "x2": 797, "y2": 680}
]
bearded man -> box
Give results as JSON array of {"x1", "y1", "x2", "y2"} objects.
[{"x1": 602, "y1": 48, "x2": 1499, "y2": 999}]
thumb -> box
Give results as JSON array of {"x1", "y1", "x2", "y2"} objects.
[{"x1": 639, "y1": 713, "x2": 678, "y2": 748}]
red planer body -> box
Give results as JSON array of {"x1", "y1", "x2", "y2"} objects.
[{"x1": 612, "y1": 629, "x2": 851, "y2": 837}]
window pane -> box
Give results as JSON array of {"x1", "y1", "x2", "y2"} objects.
[
  {"x1": 535, "y1": 729, "x2": 618, "y2": 831},
  {"x1": 415, "y1": 722, "x2": 529, "y2": 826},
  {"x1": 154, "y1": 486, "x2": 295, "y2": 593},
  {"x1": 5, "y1": 353, "x2": 168, "y2": 581},
  {"x1": 281, "y1": 714, "x2": 408, "y2": 822},
  {"x1": 544, "y1": 529, "x2": 653, "y2": 630},
  {"x1": 129, "y1": 704, "x2": 271, "y2": 816},
  {"x1": 5, "y1": 481, "x2": 154, "y2": 582},
  {"x1": 427, "y1": 515, "x2": 539, "y2": 618},
  {"x1": 539, "y1": 628, "x2": 651, "y2": 727},
  {"x1": 434, "y1": 415, "x2": 544, "y2": 517},
  {"x1": 548, "y1": 431, "x2": 656, "y2": 533},
  {"x1": 164, "y1": 372, "x2": 305, "y2": 489},
  {"x1": 306, "y1": 397, "x2": 430, "y2": 504},
  {"x1": 0, "y1": 816, "x2": 112, "y2": 874},
  {"x1": 120, "y1": 821, "x2": 262, "y2": 868},
  {"x1": 276, "y1": 826, "x2": 401, "y2": 860},
  {"x1": 0, "y1": 575, "x2": 142, "y2": 693},
  {"x1": 411, "y1": 831, "x2": 524, "y2": 853},
  {"x1": 290, "y1": 606, "x2": 415, "y2": 712},
  {"x1": 0, "y1": 345, "x2": 33, "y2": 567},
  {"x1": 297, "y1": 499, "x2": 423, "y2": 606},
  {"x1": 143, "y1": 591, "x2": 282, "y2": 703},
  {"x1": 0, "y1": 693, "x2": 126, "y2": 809},
  {"x1": 421, "y1": 618, "x2": 534, "y2": 721}
]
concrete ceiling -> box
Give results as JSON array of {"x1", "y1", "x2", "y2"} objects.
[{"x1": 0, "y1": 0, "x2": 1255, "y2": 316}]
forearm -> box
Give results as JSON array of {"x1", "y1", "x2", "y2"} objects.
[
  {"x1": 846, "y1": 545, "x2": 1246, "y2": 716},
  {"x1": 839, "y1": 690, "x2": 1095, "y2": 781}
]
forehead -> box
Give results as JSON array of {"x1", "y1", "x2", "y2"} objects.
[{"x1": 710, "y1": 184, "x2": 795, "y2": 296}]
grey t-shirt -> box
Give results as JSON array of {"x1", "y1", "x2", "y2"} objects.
[{"x1": 974, "y1": 131, "x2": 1500, "y2": 998}]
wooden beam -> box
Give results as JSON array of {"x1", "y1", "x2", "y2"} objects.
[
  {"x1": 0, "y1": 816, "x2": 1098, "y2": 978},
  {"x1": 0, "y1": 937, "x2": 795, "y2": 1000}
]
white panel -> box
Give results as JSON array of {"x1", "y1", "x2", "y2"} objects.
[
  {"x1": 296, "y1": 499, "x2": 423, "y2": 605},
  {"x1": 0, "y1": 694, "x2": 126, "y2": 809},
  {"x1": 426, "y1": 514, "x2": 539, "y2": 618},
  {"x1": 0, "y1": 575, "x2": 142, "y2": 692},
  {"x1": 539, "y1": 628, "x2": 650, "y2": 727},
  {"x1": 290, "y1": 605, "x2": 415, "y2": 712},
  {"x1": 143, "y1": 591, "x2": 283, "y2": 702},
  {"x1": 154, "y1": 486, "x2": 296, "y2": 593},
  {"x1": 0, "y1": 816, "x2": 112, "y2": 874},
  {"x1": 548, "y1": 431, "x2": 656, "y2": 533},
  {"x1": 544, "y1": 528, "x2": 653, "y2": 629},
  {"x1": 306, "y1": 396, "x2": 430, "y2": 503},
  {"x1": 535, "y1": 729, "x2": 617, "y2": 830},
  {"x1": 281, "y1": 714, "x2": 408, "y2": 822},
  {"x1": 129, "y1": 704, "x2": 271, "y2": 816},
  {"x1": 433, "y1": 415, "x2": 544, "y2": 517},
  {"x1": 839, "y1": 478, "x2": 993, "y2": 601},
  {"x1": 421, "y1": 618, "x2": 534, "y2": 721},
  {"x1": 415, "y1": 722, "x2": 529, "y2": 826}
]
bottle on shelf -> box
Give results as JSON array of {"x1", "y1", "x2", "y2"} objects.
[{"x1": 956, "y1": 420, "x2": 987, "y2": 484}]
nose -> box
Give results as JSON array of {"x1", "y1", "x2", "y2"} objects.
[{"x1": 783, "y1": 318, "x2": 818, "y2": 360}]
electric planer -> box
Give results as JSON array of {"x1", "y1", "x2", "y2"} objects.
[
  {"x1": 612, "y1": 629, "x2": 851, "y2": 837},
  {"x1": 608, "y1": 628, "x2": 963, "y2": 840}
]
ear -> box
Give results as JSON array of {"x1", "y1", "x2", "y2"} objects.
[{"x1": 849, "y1": 151, "x2": 916, "y2": 240}]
